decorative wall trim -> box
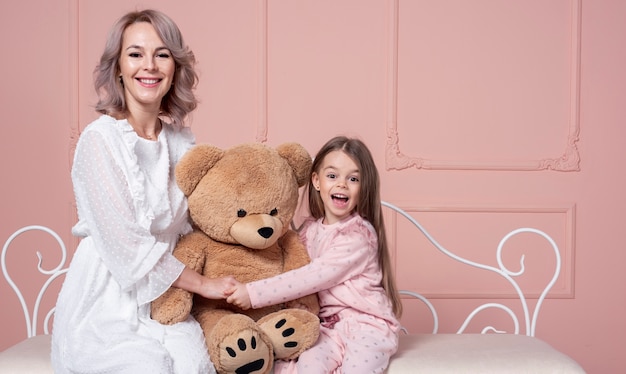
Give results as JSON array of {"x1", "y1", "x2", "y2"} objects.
[
  {"x1": 384, "y1": 203, "x2": 576, "y2": 299},
  {"x1": 69, "y1": 0, "x2": 80, "y2": 169},
  {"x1": 384, "y1": 0, "x2": 582, "y2": 172},
  {"x1": 256, "y1": 0, "x2": 269, "y2": 143}
]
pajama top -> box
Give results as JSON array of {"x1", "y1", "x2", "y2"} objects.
[
  {"x1": 247, "y1": 214, "x2": 399, "y2": 327},
  {"x1": 51, "y1": 115, "x2": 212, "y2": 374}
]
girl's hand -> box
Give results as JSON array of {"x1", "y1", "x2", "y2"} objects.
[
  {"x1": 226, "y1": 281, "x2": 252, "y2": 310},
  {"x1": 197, "y1": 275, "x2": 238, "y2": 299}
]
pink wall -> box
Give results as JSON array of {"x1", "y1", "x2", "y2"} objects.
[{"x1": 2, "y1": 1, "x2": 625, "y2": 372}]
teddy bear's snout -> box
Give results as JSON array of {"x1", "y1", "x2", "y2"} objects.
[
  {"x1": 258, "y1": 227, "x2": 274, "y2": 239},
  {"x1": 230, "y1": 212, "x2": 284, "y2": 249}
]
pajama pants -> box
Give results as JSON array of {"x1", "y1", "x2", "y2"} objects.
[{"x1": 273, "y1": 310, "x2": 398, "y2": 374}]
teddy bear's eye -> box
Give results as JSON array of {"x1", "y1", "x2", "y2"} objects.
[
  {"x1": 270, "y1": 208, "x2": 278, "y2": 216},
  {"x1": 237, "y1": 209, "x2": 247, "y2": 218}
]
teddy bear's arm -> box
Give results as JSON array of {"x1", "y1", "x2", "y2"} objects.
[
  {"x1": 171, "y1": 231, "x2": 210, "y2": 272},
  {"x1": 280, "y1": 230, "x2": 311, "y2": 271},
  {"x1": 279, "y1": 230, "x2": 321, "y2": 315},
  {"x1": 150, "y1": 232, "x2": 208, "y2": 324}
]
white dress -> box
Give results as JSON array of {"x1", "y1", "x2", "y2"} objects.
[{"x1": 51, "y1": 115, "x2": 214, "y2": 374}]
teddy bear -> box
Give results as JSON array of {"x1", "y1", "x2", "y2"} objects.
[{"x1": 151, "y1": 142, "x2": 320, "y2": 374}]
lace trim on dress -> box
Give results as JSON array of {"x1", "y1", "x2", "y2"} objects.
[{"x1": 109, "y1": 116, "x2": 155, "y2": 231}]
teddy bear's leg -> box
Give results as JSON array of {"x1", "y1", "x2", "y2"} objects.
[
  {"x1": 285, "y1": 293, "x2": 320, "y2": 316},
  {"x1": 257, "y1": 308, "x2": 320, "y2": 361},
  {"x1": 196, "y1": 310, "x2": 274, "y2": 374}
]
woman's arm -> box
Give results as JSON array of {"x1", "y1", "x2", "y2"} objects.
[
  {"x1": 174, "y1": 267, "x2": 237, "y2": 300},
  {"x1": 72, "y1": 127, "x2": 187, "y2": 304}
]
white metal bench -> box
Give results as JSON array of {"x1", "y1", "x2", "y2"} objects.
[
  {"x1": 381, "y1": 202, "x2": 585, "y2": 373},
  {"x1": 0, "y1": 203, "x2": 586, "y2": 373}
]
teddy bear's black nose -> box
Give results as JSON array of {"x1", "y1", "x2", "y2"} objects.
[{"x1": 258, "y1": 227, "x2": 274, "y2": 239}]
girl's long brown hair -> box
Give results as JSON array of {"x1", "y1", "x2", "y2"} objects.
[{"x1": 306, "y1": 136, "x2": 403, "y2": 317}]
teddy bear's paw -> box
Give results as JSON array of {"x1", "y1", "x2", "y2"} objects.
[
  {"x1": 150, "y1": 288, "x2": 192, "y2": 325},
  {"x1": 217, "y1": 329, "x2": 273, "y2": 374},
  {"x1": 257, "y1": 309, "x2": 320, "y2": 360}
]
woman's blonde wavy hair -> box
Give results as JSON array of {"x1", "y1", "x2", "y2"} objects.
[{"x1": 93, "y1": 9, "x2": 199, "y2": 128}]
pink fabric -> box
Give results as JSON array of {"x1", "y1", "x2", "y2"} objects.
[{"x1": 321, "y1": 313, "x2": 340, "y2": 329}]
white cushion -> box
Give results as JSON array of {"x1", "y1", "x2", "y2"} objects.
[
  {"x1": 0, "y1": 333, "x2": 586, "y2": 374},
  {"x1": 387, "y1": 334, "x2": 586, "y2": 373},
  {"x1": 0, "y1": 335, "x2": 53, "y2": 374}
]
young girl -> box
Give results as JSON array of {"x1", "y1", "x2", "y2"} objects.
[{"x1": 227, "y1": 136, "x2": 403, "y2": 373}]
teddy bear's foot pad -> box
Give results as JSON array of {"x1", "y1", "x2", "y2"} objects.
[
  {"x1": 218, "y1": 331, "x2": 273, "y2": 374},
  {"x1": 211, "y1": 315, "x2": 274, "y2": 374},
  {"x1": 258, "y1": 309, "x2": 320, "y2": 360},
  {"x1": 224, "y1": 336, "x2": 266, "y2": 373}
]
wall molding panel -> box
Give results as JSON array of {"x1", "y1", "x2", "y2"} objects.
[
  {"x1": 384, "y1": 0, "x2": 582, "y2": 172},
  {"x1": 69, "y1": 0, "x2": 80, "y2": 167}
]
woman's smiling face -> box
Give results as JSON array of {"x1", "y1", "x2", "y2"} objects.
[
  {"x1": 118, "y1": 22, "x2": 175, "y2": 112},
  {"x1": 312, "y1": 150, "x2": 360, "y2": 225}
]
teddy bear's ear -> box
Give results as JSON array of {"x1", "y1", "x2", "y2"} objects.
[
  {"x1": 276, "y1": 143, "x2": 313, "y2": 188},
  {"x1": 175, "y1": 144, "x2": 224, "y2": 196}
]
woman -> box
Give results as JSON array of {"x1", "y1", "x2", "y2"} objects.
[{"x1": 51, "y1": 9, "x2": 233, "y2": 374}]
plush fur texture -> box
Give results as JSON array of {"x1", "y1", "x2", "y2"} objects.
[{"x1": 151, "y1": 142, "x2": 320, "y2": 374}]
